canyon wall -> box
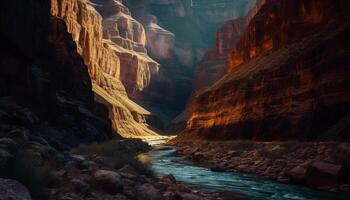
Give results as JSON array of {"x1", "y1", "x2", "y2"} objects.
[
  {"x1": 125, "y1": 0, "x2": 254, "y2": 125},
  {"x1": 0, "y1": 0, "x2": 114, "y2": 149},
  {"x1": 193, "y1": 0, "x2": 266, "y2": 92},
  {"x1": 171, "y1": 0, "x2": 262, "y2": 132},
  {"x1": 181, "y1": 0, "x2": 350, "y2": 141},
  {"x1": 50, "y1": 0, "x2": 161, "y2": 137}
]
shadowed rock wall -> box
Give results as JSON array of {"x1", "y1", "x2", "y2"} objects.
[{"x1": 0, "y1": 0, "x2": 115, "y2": 149}]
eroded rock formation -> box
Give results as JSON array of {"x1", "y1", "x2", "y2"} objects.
[
  {"x1": 91, "y1": 0, "x2": 159, "y2": 97},
  {"x1": 182, "y1": 0, "x2": 350, "y2": 141},
  {"x1": 51, "y1": 0, "x2": 161, "y2": 137},
  {"x1": 123, "y1": 0, "x2": 176, "y2": 61}
]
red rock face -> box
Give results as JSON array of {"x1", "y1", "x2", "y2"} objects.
[
  {"x1": 228, "y1": 0, "x2": 350, "y2": 72},
  {"x1": 184, "y1": 0, "x2": 350, "y2": 141}
]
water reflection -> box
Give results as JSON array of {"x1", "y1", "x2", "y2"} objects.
[{"x1": 142, "y1": 146, "x2": 350, "y2": 200}]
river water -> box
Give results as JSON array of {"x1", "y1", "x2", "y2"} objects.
[{"x1": 141, "y1": 145, "x2": 350, "y2": 200}]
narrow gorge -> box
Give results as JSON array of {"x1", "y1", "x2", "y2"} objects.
[{"x1": 0, "y1": 0, "x2": 349, "y2": 200}]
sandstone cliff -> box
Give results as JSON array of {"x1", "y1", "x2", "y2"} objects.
[
  {"x1": 181, "y1": 0, "x2": 350, "y2": 141},
  {"x1": 92, "y1": 0, "x2": 159, "y2": 97},
  {"x1": 51, "y1": 0, "x2": 161, "y2": 137}
]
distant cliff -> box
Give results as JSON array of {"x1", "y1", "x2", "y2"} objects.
[
  {"x1": 180, "y1": 0, "x2": 350, "y2": 141},
  {"x1": 125, "y1": 0, "x2": 254, "y2": 124},
  {"x1": 193, "y1": 0, "x2": 265, "y2": 92}
]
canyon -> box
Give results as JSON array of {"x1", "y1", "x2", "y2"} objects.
[
  {"x1": 125, "y1": 0, "x2": 254, "y2": 127},
  {"x1": 0, "y1": 0, "x2": 350, "y2": 199},
  {"x1": 47, "y1": 0, "x2": 255, "y2": 136},
  {"x1": 167, "y1": 0, "x2": 350, "y2": 193}
]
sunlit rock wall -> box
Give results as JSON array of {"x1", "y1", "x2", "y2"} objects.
[
  {"x1": 183, "y1": 0, "x2": 350, "y2": 141},
  {"x1": 51, "y1": 0, "x2": 161, "y2": 137}
]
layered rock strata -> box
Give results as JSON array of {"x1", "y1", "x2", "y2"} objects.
[
  {"x1": 51, "y1": 0, "x2": 161, "y2": 137},
  {"x1": 91, "y1": 0, "x2": 159, "y2": 97},
  {"x1": 182, "y1": 0, "x2": 350, "y2": 141}
]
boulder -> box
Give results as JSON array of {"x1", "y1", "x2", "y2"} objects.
[
  {"x1": 5, "y1": 128, "x2": 29, "y2": 143},
  {"x1": 0, "y1": 178, "x2": 32, "y2": 200},
  {"x1": 71, "y1": 178, "x2": 90, "y2": 193},
  {"x1": 176, "y1": 184, "x2": 191, "y2": 193},
  {"x1": 288, "y1": 165, "x2": 308, "y2": 183},
  {"x1": 305, "y1": 161, "x2": 342, "y2": 187},
  {"x1": 0, "y1": 138, "x2": 18, "y2": 153},
  {"x1": 162, "y1": 174, "x2": 176, "y2": 184},
  {"x1": 69, "y1": 154, "x2": 90, "y2": 170},
  {"x1": 134, "y1": 183, "x2": 162, "y2": 200},
  {"x1": 113, "y1": 194, "x2": 130, "y2": 200},
  {"x1": 118, "y1": 165, "x2": 139, "y2": 180},
  {"x1": 70, "y1": 154, "x2": 85, "y2": 162},
  {"x1": 0, "y1": 149, "x2": 13, "y2": 168},
  {"x1": 180, "y1": 193, "x2": 202, "y2": 200},
  {"x1": 92, "y1": 170, "x2": 122, "y2": 194},
  {"x1": 163, "y1": 191, "x2": 177, "y2": 200}
]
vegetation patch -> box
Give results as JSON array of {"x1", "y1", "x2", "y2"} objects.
[{"x1": 71, "y1": 139, "x2": 154, "y2": 176}]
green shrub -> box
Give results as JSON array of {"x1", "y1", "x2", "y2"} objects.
[
  {"x1": 71, "y1": 139, "x2": 153, "y2": 176},
  {"x1": 71, "y1": 139, "x2": 150, "y2": 156}
]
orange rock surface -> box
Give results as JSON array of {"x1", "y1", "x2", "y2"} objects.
[
  {"x1": 183, "y1": 0, "x2": 350, "y2": 141},
  {"x1": 51, "y1": 0, "x2": 160, "y2": 137}
]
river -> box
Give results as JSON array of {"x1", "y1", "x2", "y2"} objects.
[{"x1": 140, "y1": 145, "x2": 350, "y2": 200}]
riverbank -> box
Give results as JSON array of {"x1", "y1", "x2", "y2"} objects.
[
  {"x1": 169, "y1": 140, "x2": 350, "y2": 193},
  {"x1": 53, "y1": 139, "x2": 235, "y2": 200},
  {"x1": 0, "y1": 138, "x2": 224, "y2": 199}
]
